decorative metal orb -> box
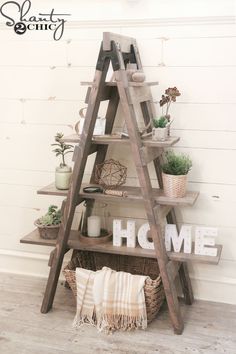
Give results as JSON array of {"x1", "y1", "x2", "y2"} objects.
[{"x1": 95, "y1": 159, "x2": 127, "y2": 189}]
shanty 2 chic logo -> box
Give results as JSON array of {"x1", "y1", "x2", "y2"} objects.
[{"x1": 0, "y1": 0, "x2": 70, "y2": 40}]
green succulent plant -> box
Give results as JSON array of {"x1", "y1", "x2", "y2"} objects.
[
  {"x1": 153, "y1": 116, "x2": 169, "y2": 128},
  {"x1": 38, "y1": 205, "x2": 61, "y2": 226},
  {"x1": 51, "y1": 133, "x2": 74, "y2": 167},
  {"x1": 162, "y1": 151, "x2": 192, "y2": 176}
]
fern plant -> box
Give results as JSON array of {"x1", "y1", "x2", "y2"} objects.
[
  {"x1": 162, "y1": 151, "x2": 192, "y2": 175},
  {"x1": 153, "y1": 116, "x2": 169, "y2": 128},
  {"x1": 39, "y1": 205, "x2": 61, "y2": 226},
  {"x1": 51, "y1": 133, "x2": 74, "y2": 167}
]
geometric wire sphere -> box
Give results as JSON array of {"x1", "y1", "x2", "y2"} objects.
[{"x1": 95, "y1": 159, "x2": 127, "y2": 189}]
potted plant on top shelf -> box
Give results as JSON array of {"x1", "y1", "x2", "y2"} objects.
[
  {"x1": 51, "y1": 132, "x2": 74, "y2": 190},
  {"x1": 152, "y1": 116, "x2": 170, "y2": 141},
  {"x1": 152, "y1": 87, "x2": 181, "y2": 140},
  {"x1": 34, "y1": 205, "x2": 61, "y2": 239},
  {"x1": 161, "y1": 151, "x2": 192, "y2": 198}
]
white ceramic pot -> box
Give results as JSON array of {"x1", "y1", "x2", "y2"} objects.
[
  {"x1": 55, "y1": 165, "x2": 72, "y2": 190},
  {"x1": 152, "y1": 127, "x2": 168, "y2": 141}
]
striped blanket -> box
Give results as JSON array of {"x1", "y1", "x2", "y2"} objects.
[{"x1": 73, "y1": 267, "x2": 148, "y2": 332}]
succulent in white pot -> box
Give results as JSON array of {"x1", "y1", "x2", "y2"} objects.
[
  {"x1": 51, "y1": 133, "x2": 74, "y2": 190},
  {"x1": 161, "y1": 151, "x2": 192, "y2": 198},
  {"x1": 152, "y1": 116, "x2": 170, "y2": 141}
]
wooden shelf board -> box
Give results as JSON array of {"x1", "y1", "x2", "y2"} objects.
[
  {"x1": 61, "y1": 134, "x2": 180, "y2": 147},
  {"x1": 20, "y1": 229, "x2": 56, "y2": 247},
  {"x1": 20, "y1": 229, "x2": 222, "y2": 265},
  {"x1": 81, "y1": 81, "x2": 159, "y2": 87},
  {"x1": 37, "y1": 183, "x2": 199, "y2": 206}
]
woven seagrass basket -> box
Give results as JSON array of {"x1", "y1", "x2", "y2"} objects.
[
  {"x1": 63, "y1": 251, "x2": 165, "y2": 323},
  {"x1": 162, "y1": 172, "x2": 187, "y2": 198},
  {"x1": 34, "y1": 220, "x2": 60, "y2": 239}
]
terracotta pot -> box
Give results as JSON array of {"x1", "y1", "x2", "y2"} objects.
[
  {"x1": 34, "y1": 220, "x2": 60, "y2": 239},
  {"x1": 162, "y1": 172, "x2": 187, "y2": 198}
]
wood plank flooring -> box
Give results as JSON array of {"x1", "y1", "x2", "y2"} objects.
[{"x1": 0, "y1": 272, "x2": 235, "y2": 354}]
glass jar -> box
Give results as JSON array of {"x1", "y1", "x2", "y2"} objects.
[{"x1": 79, "y1": 201, "x2": 109, "y2": 238}]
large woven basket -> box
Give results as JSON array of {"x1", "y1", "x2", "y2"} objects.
[
  {"x1": 162, "y1": 172, "x2": 187, "y2": 198},
  {"x1": 63, "y1": 251, "x2": 165, "y2": 323}
]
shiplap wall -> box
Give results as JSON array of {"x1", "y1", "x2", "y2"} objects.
[{"x1": 0, "y1": 0, "x2": 236, "y2": 304}]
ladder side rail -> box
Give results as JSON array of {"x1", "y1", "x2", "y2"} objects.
[
  {"x1": 141, "y1": 98, "x2": 194, "y2": 305},
  {"x1": 41, "y1": 60, "x2": 111, "y2": 314},
  {"x1": 113, "y1": 63, "x2": 184, "y2": 333}
]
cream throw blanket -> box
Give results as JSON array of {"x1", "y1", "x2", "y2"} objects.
[{"x1": 73, "y1": 266, "x2": 148, "y2": 332}]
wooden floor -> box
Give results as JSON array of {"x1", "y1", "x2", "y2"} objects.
[{"x1": 0, "y1": 273, "x2": 235, "y2": 354}]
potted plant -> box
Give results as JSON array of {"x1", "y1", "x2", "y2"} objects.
[
  {"x1": 158, "y1": 87, "x2": 181, "y2": 136},
  {"x1": 34, "y1": 205, "x2": 61, "y2": 239},
  {"x1": 51, "y1": 132, "x2": 74, "y2": 190},
  {"x1": 152, "y1": 116, "x2": 170, "y2": 141},
  {"x1": 161, "y1": 151, "x2": 192, "y2": 198}
]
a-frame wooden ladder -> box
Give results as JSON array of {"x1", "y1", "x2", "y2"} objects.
[{"x1": 41, "y1": 32, "x2": 194, "y2": 334}]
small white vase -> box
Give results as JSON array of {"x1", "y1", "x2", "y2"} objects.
[
  {"x1": 152, "y1": 127, "x2": 168, "y2": 141},
  {"x1": 55, "y1": 165, "x2": 72, "y2": 190}
]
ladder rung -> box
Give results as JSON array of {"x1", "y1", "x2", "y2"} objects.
[
  {"x1": 72, "y1": 144, "x2": 98, "y2": 161},
  {"x1": 81, "y1": 81, "x2": 159, "y2": 87},
  {"x1": 85, "y1": 86, "x2": 115, "y2": 104},
  {"x1": 128, "y1": 85, "x2": 153, "y2": 104},
  {"x1": 167, "y1": 260, "x2": 181, "y2": 281},
  {"x1": 140, "y1": 146, "x2": 163, "y2": 165}
]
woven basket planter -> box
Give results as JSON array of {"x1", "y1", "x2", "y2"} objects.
[
  {"x1": 34, "y1": 219, "x2": 60, "y2": 239},
  {"x1": 162, "y1": 172, "x2": 187, "y2": 198},
  {"x1": 63, "y1": 251, "x2": 165, "y2": 323}
]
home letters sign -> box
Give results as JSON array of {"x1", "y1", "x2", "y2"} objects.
[{"x1": 113, "y1": 219, "x2": 218, "y2": 257}]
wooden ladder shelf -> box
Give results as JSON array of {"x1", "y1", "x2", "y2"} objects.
[{"x1": 20, "y1": 32, "x2": 222, "y2": 334}]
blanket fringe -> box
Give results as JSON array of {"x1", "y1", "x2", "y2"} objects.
[
  {"x1": 97, "y1": 314, "x2": 147, "y2": 334},
  {"x1": 73, "y1": 313, "x2": 97, "y2": 329}
]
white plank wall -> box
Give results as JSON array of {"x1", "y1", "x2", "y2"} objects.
[{"x1": 0, "y1": 0, "x2": 236, "y2": 304}]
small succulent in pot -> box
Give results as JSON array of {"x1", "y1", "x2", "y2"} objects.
[
  {"x1": 35, "y1": 205, "x2": 62, "y2": 239},
  {"x1": 51, "y1": 133, "x2": 74, "y2": 190},
  {"x1": 152, "y1": 116, "x2": 169, "y2": 141},
  {"x1": 161, "y1": 151, "x2": 192, "y2": 198}
]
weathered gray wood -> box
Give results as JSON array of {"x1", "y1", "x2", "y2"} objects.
[
  {"x1": 167, "y1": 208, "x2": 194, "y2": 305},
  {"x1": 20, "y1": 32, "x2": 220, "y2": 334},
  {"x1": 113, "y1": 61, "x2": 184, "y2": 333},
  {"x1": 72, "y1": 144, "x2": 98, "y2": 161},
  {"x1": 61, "y1": 133, "x2": 180, "y2": 147},
  {"x1": 128, "y1": 86, "x2": 153, "y2": 104},
  {"x1": 37, "y1": 183, "x2": 199, "y2": 207},
  {"x1": 85, "y1": 86, "x2": 116, "y2": 104},
  {"x1": 2, "y1": 273, "x2": 236, "y2": 354},
  {"x1": 103, "y1": 31, "x2": 136, "y2": 52},
  {"x1": 141, "y1": 97, "x2": 195, "y2": 307},
  {"x1": 20, "y1": 230, "x2": 223, "y2": 265},
  {"x1": 80, "y1": 80, "x2": 159, "y2": 87},
  {"x1": 159, "y1": 205, "x2": 173, "y2": 219},
  {"x1": 140, "y1": 146, "x2": 163, "y2": 165},
  {"x1": 167, "y1": 260, "x2": 181, "y2": 281},
  {"x1": 41, "y1": 60, "x2": 111, "y2": 313}
]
